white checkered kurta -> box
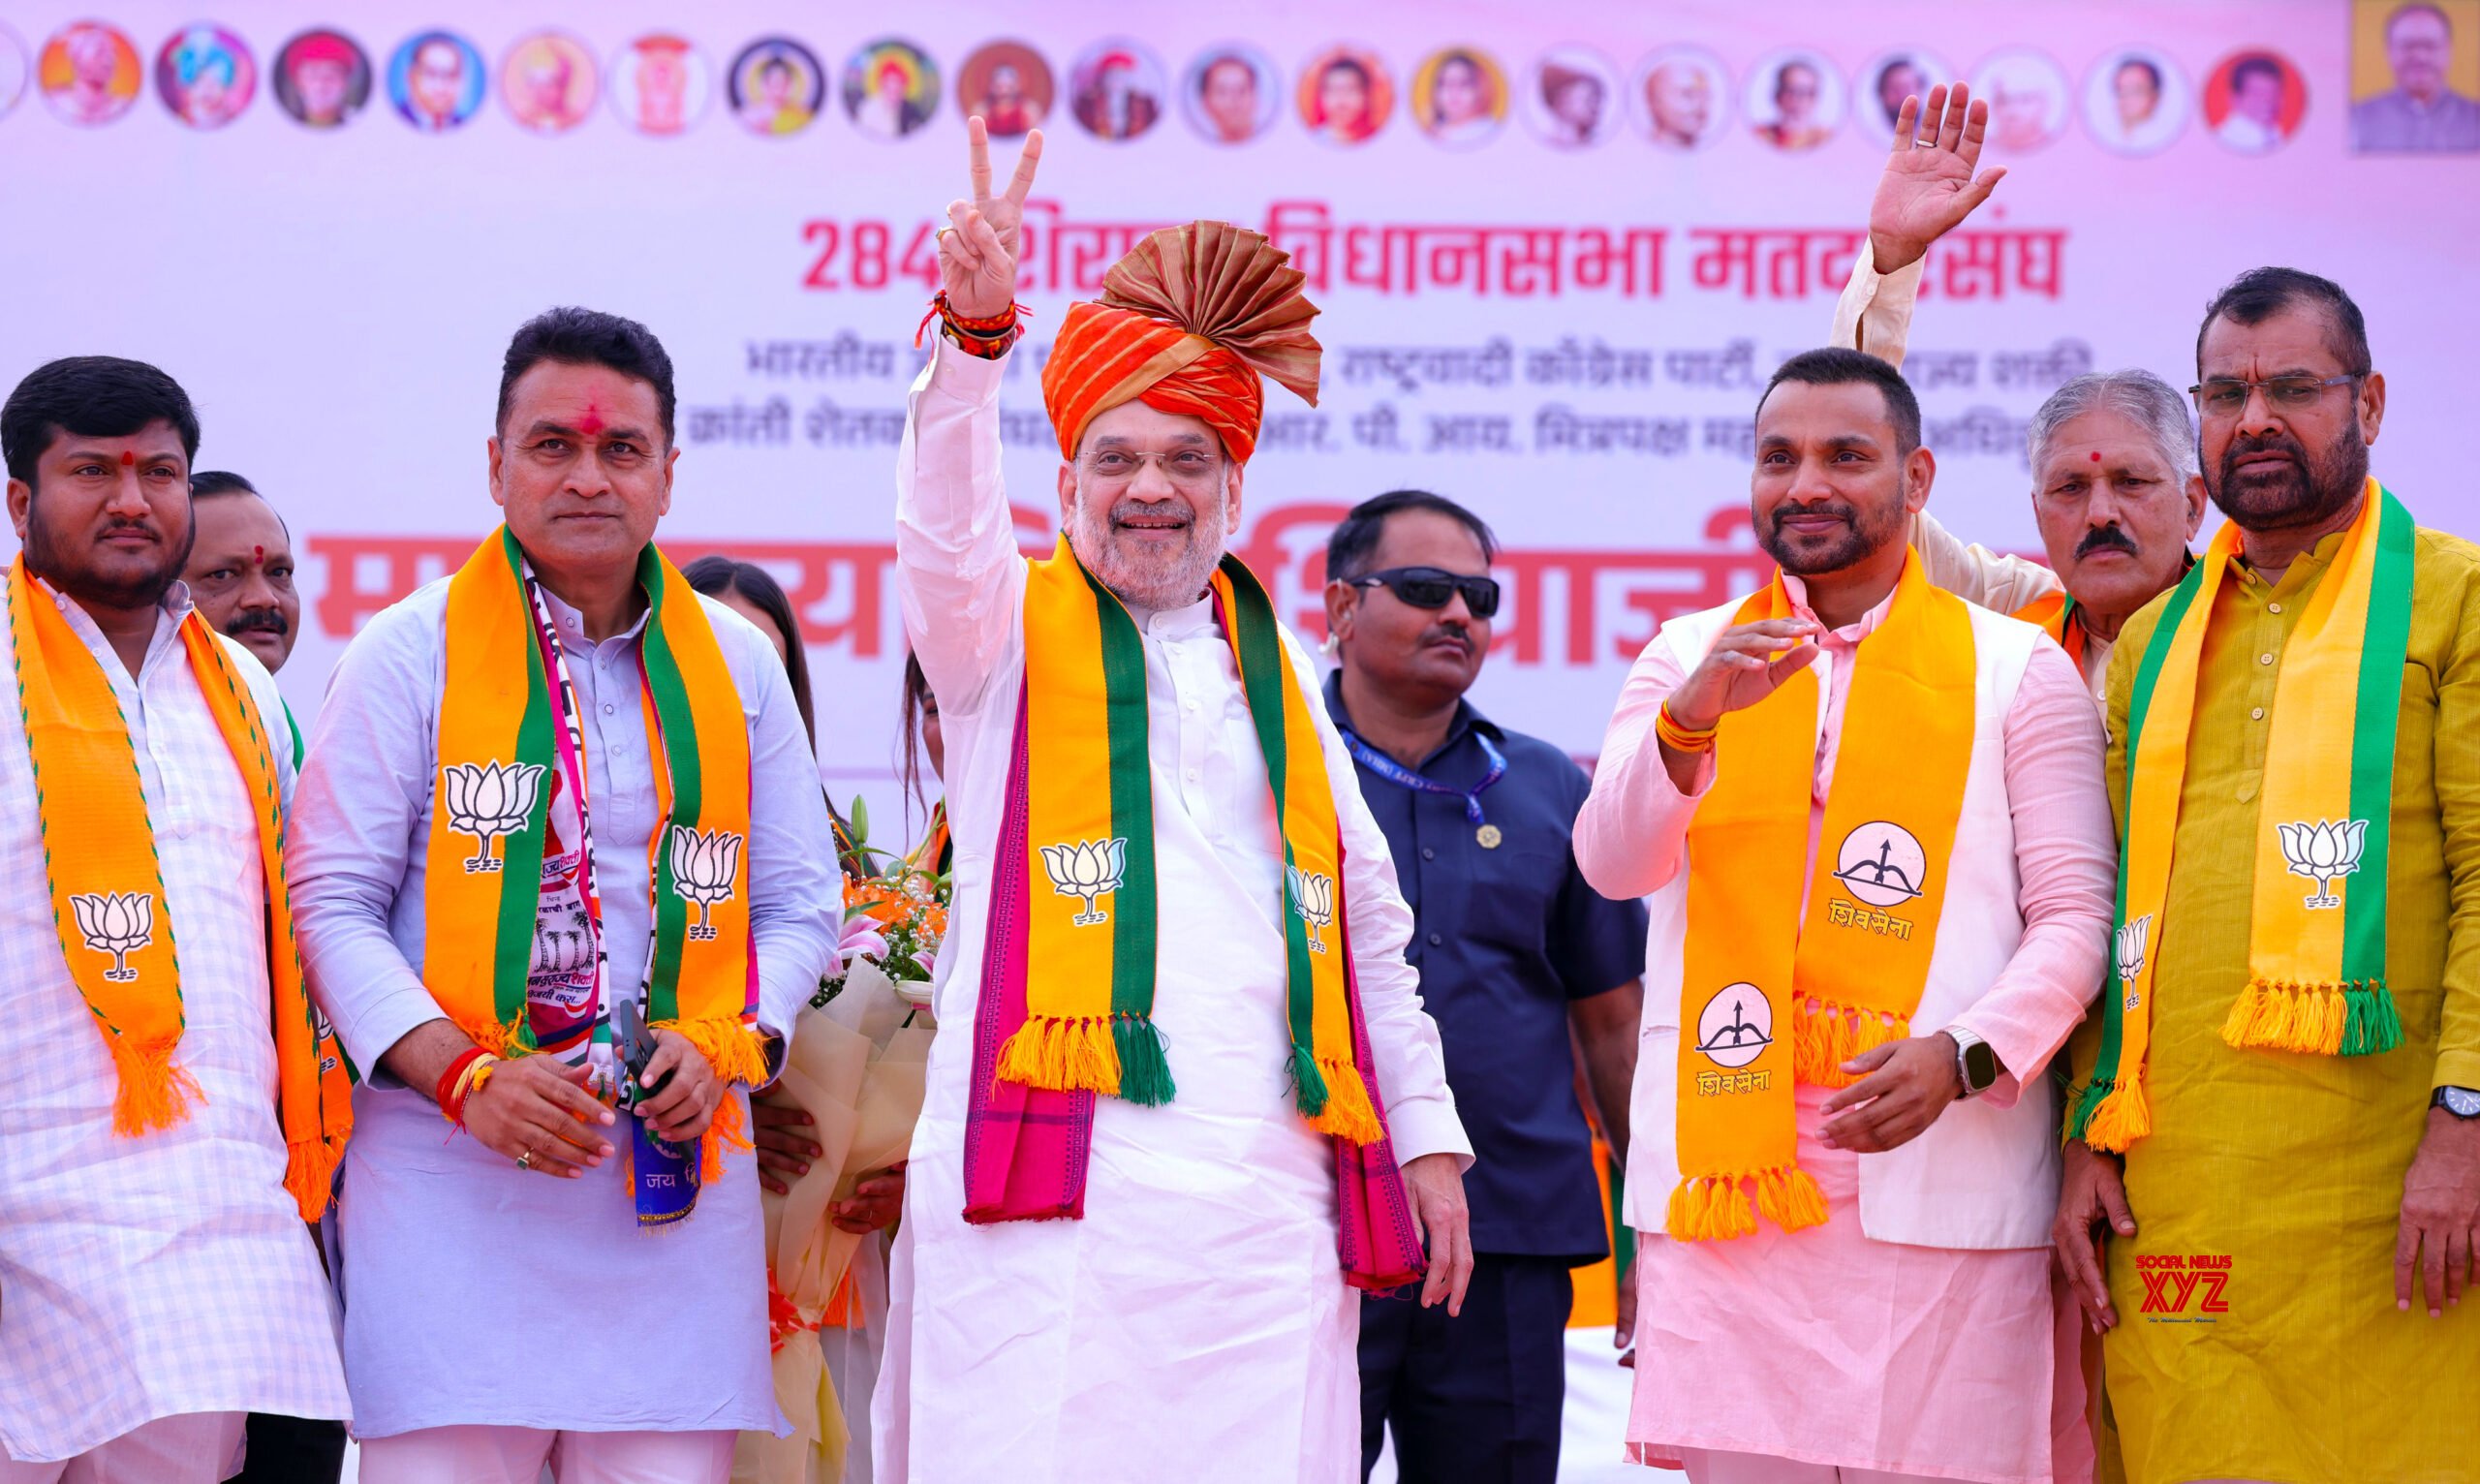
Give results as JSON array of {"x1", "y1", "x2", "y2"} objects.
[{"x1": 0, "y1": 581, "x2": 348, "y2": 1463}]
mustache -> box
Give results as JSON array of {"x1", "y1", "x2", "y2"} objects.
[
  {"x1": 1109, "y1": 499, "x2": 1194, "y2": 528},
  {"x1": 1421, "y1": 622, "x2": 1473, "y2": 655},
  {"x1": 2075, "y1": 525, "x2": 2139, "y2": 561},
  {"x1": 1770, "y1": 500, "x2": 1855, "y2": 533},
  {"x1": 2220, "y1": 429, "x2": 2310, "y2": 479},
  {"x1": 99, "y1": 518, "x2": 162, "y2": 543},
  {"x1": 222, "y1": 606, "x2": 291, "y2": 636}
]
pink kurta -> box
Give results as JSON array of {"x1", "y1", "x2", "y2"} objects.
[{"x1": 1580, "y1": 577, "x2": 2114, "y2": 1483}]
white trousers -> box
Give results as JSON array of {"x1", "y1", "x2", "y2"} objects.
[
  {"x1": 0, "y1": 1412, "x2": 244, "y2": 1484},
  {"x1": 356, "y1": 1425, "x2": 734, "y2": 1484}
]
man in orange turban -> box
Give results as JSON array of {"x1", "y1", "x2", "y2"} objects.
[{"x1": 873, "y1": 121, "x2": 1475, "y2": 1484}]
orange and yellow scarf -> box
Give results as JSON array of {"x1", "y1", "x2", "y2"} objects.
[
  {"x1": 1671, "y1": 552, "x2": 1977, "y2": 1240},
  {"x1": 7, "y1": 558, "x2": 351, "y2": 1221},
  {"x1": 1001, "y1": 538, "x2": 1380, "y2": 1141},
  {"x1": 422, "y1": 530, "x2": 765, "y2": 1175}
]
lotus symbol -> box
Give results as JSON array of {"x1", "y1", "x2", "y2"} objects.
[
  {"x1": 669, "y1": 825, "x2": 743, "y2": 941},
  {"x1": 1286, "y1": 865, "x2": 1336, "y2": 952},
  {"x1": 2277, "y1": 818, "x2": 2367, "y2": 911},
  {"x1": 442, "y1": 760, "x2": 544, "y2": 874},
  {"x1": 2115, "y1": 914, "x2": 2152, "y2": 986},
  {"x1": 2115, "y1": 914, "x2": 2152, "y2": 1010},
  {"x1": 1038, "y1": 838, "x2": 1127, "y2": 927},
  {"x1": 70, "y1": 891, "x2": 154, "y2": 982}
]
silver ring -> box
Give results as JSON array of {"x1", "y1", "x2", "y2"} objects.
[
  {"x1": 1912, "y1": 138, "x2": 1938, "y2": 147},
  {"x1": 516, "y1": 1149, "x2": 535, "y2": 1172}
]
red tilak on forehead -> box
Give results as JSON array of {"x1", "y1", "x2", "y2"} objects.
[
  {"x1": 253, "y1": 544, "x2": 264, "y2": 563},
  {"x1": 577, "y1": 404, "x2": 605, "y2": 436},
  {"x1": 121, "y1": 450, "x2": 136, "y2": 467},
  {"x1": 2091, "y1": 451, "x2": 2103, "y2": 462}
]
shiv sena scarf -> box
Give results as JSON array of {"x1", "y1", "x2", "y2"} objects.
[
  {"x1": 423, "y1": 529, "x2": 764, "y2": 1219},
  {"x1": 1670, "y1": 551, "x2": 1977, "y2": 1241},
  {"x1": 2073, "y1": 480, "x2": 2414, "y2": 1152},
  {"x1": 7, "y1": 558, "x2": 351, "y2": 1221},
  {"x1": 961, "y1": 542, "x2": 1424, "y2": 1289}
]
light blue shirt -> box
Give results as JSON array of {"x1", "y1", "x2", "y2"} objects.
[{"x1": 285, "y1": 571, "x2": 838, "y2": 1438}]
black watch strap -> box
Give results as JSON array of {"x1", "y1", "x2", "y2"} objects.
[{"x1": 2434, "y1": 1086, "x2": 2480, "y2": 1120}]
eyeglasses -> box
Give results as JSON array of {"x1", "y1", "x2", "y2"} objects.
[
  {"x1": 1348, "y1": 566, "x2": 1501, "y2": 619},
  {"x1": 2188, "y1": 374, "x2": 2361, "y2": 418},
  {"x1": 1080, "y1": 448, "x2": 1226, "y2": 485}
]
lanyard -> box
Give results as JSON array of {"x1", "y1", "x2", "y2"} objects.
[{"x1": 1339, "y1": 725, "x2": 1509, "y2": 846}]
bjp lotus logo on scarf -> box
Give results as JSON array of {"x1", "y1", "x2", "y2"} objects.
[
  {"x1": 669, "y1": 825, "x2": 744, "y2": 941},
  {"x1": 70, "y1": 891, "x2": 154, "y2": 982},
  {"x1": 1040, "y1": 838, "x2": 1127, "y2": 926},
  {"x1": 442, "y1": 760, "x2": 545, "y2": 874},
  {"x1": 1286, "y1": 866, "x2": 1336, "y2": 953},
  {"x1": 2115, "y1": 915, "x2": 2152, "y2": 1010},
  {"x1": 2276, "y1": 819, "x2": 2367, "y2": 911}
]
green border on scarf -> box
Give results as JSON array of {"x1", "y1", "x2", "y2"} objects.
[{"x1": 489, "y1": 529, "x2": 556, "y2": 1048}]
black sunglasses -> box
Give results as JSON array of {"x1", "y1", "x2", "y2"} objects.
[{"x1": 1348, "y1": 566, "x2": 1501, "y2": 619}]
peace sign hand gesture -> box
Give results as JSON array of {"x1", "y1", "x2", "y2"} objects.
[
  {"x1": 1869, "y1": 82, "x2": 2006, "y2": 274},
  {"x1": 942, "y1": 116, "x2": 1044, "y2": 320}
]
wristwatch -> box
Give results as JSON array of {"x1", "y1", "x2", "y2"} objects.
[
  {"x1": 2434, "y1": 1086, "x2": 2480, "y2": 1120},
  {"x1": 1948, "y1": 1028, "x2": 2000, "y2": 1098}
]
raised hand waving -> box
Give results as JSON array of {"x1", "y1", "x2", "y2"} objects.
[{"x1": 1868, "y1": 82, "x2": 2006, "y2": 273}]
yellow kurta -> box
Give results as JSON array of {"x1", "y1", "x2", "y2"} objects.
[{"x1": 2087, "y1": 520, "x2": 2480, "y2": 1484}]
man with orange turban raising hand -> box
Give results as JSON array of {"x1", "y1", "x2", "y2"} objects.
[{"x1": 873, "y1": 121, "x2": 1473, "y2": 1481}]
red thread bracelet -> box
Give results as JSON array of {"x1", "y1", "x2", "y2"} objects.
[{"x1": 436, "y1": 1046, "x2": 493, "y2": 1128}]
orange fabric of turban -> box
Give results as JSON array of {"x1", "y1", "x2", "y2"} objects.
[{"x1": 1038, "y1": 220, "x2": 1322, "y2": 465}]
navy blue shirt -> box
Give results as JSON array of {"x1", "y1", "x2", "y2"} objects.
[{"x1": 1324, "y1": 671, "x2": 1648, "y2": 1261}]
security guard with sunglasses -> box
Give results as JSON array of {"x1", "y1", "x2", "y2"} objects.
[{"x1": 1320, "y1": 489, "x2": 1648, "y2": 1484}]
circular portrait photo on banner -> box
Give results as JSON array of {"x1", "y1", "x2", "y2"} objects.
[
  {"x1": 1069, "y1": 39, "x2": 1167, "y2": 142},
  {"x1": 0, "y1": 24, "x2": 31, "y2": 121},
  {"x1": 502, "y1": 30, "x2": 598, "y2": 135},
  {"x1": 955, "y1": 40, "x2": 1052, "y2": 139},
  {"x1": 1746, "y1": 47, "x2": 1844, "y2": 151},
  {"x1": 1410, "y1": 46, "x2": 1507, "y2": 148},
  {"x1": 157, "y1": 24, "x2": 256, "y2": 130},
  {"x1": 842, "y1": 38, "x2": 939, "y2": 140},
  {"x1": 1970, "y1": 48, "x2": 2073, "y2": 154},
  {"x1": 1631, "y1": 46, "x2": 1730, "y2": 150},
  {"x1": 2084, "y1": 47, "x2": 2189, "y2": 156},
  {"x1": 729, "y1": 36, "x2": 824, "y2": 139},
  {"x1": 1298, "y1": 44, "x2": 1391, "y2": 147},
  {"x1": 40, "y1": 20, "x2": 142, "y2": 126},
  {"x1": 274, "y1": 29, "x2": 371, "y2": 129},
  {"x1": 2204, "y1": 48, "x2": 2309, "y2": 153},
  {"x1": 1183, "y1": 43, "x2": 1279, "y2": 144},
  {"x1": 1525, "y1": 45, "x2": 1621, "y2": 148},
  {"x1": 388, "y1": 29, "x2": 485, "y2": 133},
  {"x1": 609, "y1": 33, "x2": 708, "y2": 137},
  {"x1": 1855, "y1": 48, "x2": 1955, "y2": 139}
]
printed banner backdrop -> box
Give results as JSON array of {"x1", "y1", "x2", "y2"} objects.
[{"x1": 3, "y1": 0, "x2": 2475, "y2": 827}]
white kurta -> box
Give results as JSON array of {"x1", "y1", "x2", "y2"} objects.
[
  {"x1": 874, "y1": 339, "x2": 1471, "y2": 1483},
  {"x1": 0, "y1": 582, "x2": 347, "y2": 1463}
]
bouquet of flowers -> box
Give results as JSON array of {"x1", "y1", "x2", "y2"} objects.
[
  {"x1": 814, "y1": 794, "x2": 949, "y2": 1009},
  {"x1": 741, "y1": 796, "x2": 945, "y2": 1484}
]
